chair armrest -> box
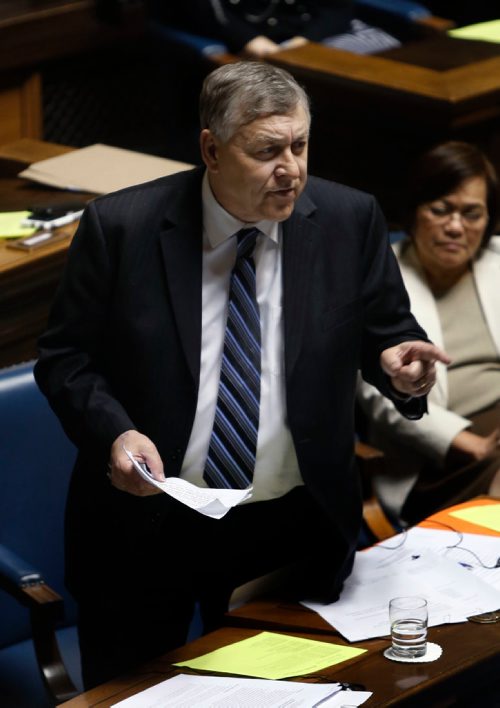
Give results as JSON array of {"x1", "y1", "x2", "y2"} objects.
[
  {"x1": 0, "y1": 544, "x2": 78, "y2": 704},
  {"x1": 354, "y1": 0, "x2": 454, "y2": 35},
  {"x1": 148, "y1": 21, "x2": 228, "y2": 57},
  {"x1": 355, "y1": 0, "x2": 430, "y2": 21},
  {"x1": 414, "y1": 14, "x2": 455, "y2": 32},
  {"x1": 0, "y1": 544, "x2": 65, "y2": 616},
  {"x1": 355, "y1": 440, "x2": 385, "y2": 478},
  {"x1": 0, "y1": 544, "x2": 43, "y2": 588}
]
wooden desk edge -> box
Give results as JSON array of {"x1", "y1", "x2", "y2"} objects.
[
  {"x1": 0, "y1": 137, "x2": 74, "y2": 165},
  {"x1": 270, "y1": 42, "x2": 500, "y2": 105}
]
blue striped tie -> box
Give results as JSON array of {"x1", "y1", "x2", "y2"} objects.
[{"x1": 203, "y1": 228, "x2": 261, "y2": 489}]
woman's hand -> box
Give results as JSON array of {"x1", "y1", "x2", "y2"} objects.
[
  {"x1": 242, "y1": 35, "x2": 281, "y2": 59},
  {"x1": 449, "y1": 428, "x2": 500, "y2": 464}
]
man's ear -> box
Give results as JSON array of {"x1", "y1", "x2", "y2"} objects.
[{"x1": 200, "y1": 129, "x2": 219, "y2": 172}]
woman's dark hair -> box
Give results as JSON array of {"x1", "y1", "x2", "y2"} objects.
[{"x1": 405, "y1": 141, "x2": 499, "y2": 246}]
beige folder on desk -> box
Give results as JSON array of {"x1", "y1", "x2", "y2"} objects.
[{"x1": 19, "y1": 143, "x2": 194, "y2": 194}]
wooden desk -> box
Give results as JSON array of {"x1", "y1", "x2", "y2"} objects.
[
  {"x1": 269, "y1": 36, "x2": 500, "y2": 223},
  {"x1": 61, "y1": 619, "x2": 500, "y2": 707},
  {"x1": 0, "y1": 138, "x2": 94, "y2": 367}
]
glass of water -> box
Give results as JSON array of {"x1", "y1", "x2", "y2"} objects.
[{"x1": 389, "y1": 596, "x2": 428, "y2": 658}]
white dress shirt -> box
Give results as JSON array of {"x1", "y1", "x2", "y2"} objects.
[{"x1": 180, "y1": 173, "x2": 302, "y2": 501}]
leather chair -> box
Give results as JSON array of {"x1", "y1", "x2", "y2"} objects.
[
  {"x1": 0, "y1": 361, "x2": 82, "y2": 707},
  {"x1": 0, "y1": 361, "x2": 204, "y2": 705}
]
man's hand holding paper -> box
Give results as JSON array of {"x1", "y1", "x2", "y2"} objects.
[
  {"x1": 109, "y1": 430, "x2": 165, "y2": 496},
  {"x1": 115, "y1": 439, "x2": 252, "y2": 518}
]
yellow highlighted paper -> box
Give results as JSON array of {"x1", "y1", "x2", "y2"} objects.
[
  {"x1": 449, "y1": 20, "x2": 500, "y2": 44},
  {"x1": 174, "y1": 631, "x2": 366, "y2": 680},
  {"x1": 450, "y1": 504, "x2": 500, "y2": 533},
  {"x1": 0, "y1": 211, "x2": 36, "y2": 238}
]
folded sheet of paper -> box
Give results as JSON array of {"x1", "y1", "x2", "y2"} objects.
[
  {"x1": 0, "y1": 211, "x2": 36, "y2": 238},
  {"x1": 173, "y1": 631, "x2": 366, "y2": 679},
  {"x1": 19, "y1": 143, "x2": 193, "y2": 194},
  {"x1": 123, "y1": 447, "x2": 252, "y2": 519},
  {"x1": 303, "y1": 547, "x2": 500, "y2": 641},
  {"x1": 111, "y1": 673, "x2": 372, "y2": 708}
]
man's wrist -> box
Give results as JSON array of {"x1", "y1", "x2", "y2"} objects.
[{"x1": 388, "y1": 379, "x2": 413, "y2": 402}]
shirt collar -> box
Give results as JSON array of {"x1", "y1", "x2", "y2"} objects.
[{"x1": 202, "y1": 171, "x2": 279, "y2": 248}]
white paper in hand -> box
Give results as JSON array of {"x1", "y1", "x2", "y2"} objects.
[{"x1": 122, "y1": 447, "x2": 252, "y2": 519}]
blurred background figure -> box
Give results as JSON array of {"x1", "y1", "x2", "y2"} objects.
[
  {"x1": 147, "y1": 0, "x2": 401, "y2": 59},
  {"x1": 358, "y1": 141, "x2": 500, "y2": 525}
]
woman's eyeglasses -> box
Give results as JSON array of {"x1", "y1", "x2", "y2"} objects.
[{"x1": 424, "y1": 201, "x2": 487, "y2": 226}]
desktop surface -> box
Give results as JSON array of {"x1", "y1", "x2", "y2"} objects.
[{"x1": 59, "y1": 606, "x2": 500, "y2": 707}]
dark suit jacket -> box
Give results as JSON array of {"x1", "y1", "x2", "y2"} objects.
[{"x1": 35, "y1": 167, "x2": 426, "y2": 599}]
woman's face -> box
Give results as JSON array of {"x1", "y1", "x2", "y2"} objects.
[{"x1": 412, "y1": 176, "x2": 488, "y2": 284}]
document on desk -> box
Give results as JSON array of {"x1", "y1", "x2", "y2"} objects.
[
  {"x1": 303, "y1": 549, "x2": 500, "y2": 641},
  {"x1": 173, "y1": 631, "x2": 366, "y2": 680},
  {"x1": 0, "y1": 211, "x2": 36, "y2": 238},
  {"x1": 449, "y1": 19, "x2": 500, "y2": 44},
  {"x1": 449, "y1": 504, "x2": 500, "y2": 534},
  {"x1": 19, "y1": 143, "x2": 193, "y2": 195},
  {"x1": 400, "y1": 526, "x2": 500, "y2": 592},
  {"x1": 426, "y1": 498, "x2": 500, "y2": 537},
  {"x1": 111, "y1": 673, "x2": 372, "y2": 708}
]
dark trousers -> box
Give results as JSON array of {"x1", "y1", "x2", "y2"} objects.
[{"x1": 76, "y1": 485, "x2": 345, "y2": 689}]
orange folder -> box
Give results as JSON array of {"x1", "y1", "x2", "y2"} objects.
[{"x1": 420, "y1": 498, "x2": 500, "y2": 537}]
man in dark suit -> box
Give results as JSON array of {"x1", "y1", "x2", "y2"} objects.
[{"x1": 35, "y1": 61, "x2": 449, "y2": 689}]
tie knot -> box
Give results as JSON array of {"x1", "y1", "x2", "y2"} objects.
[{"x1": 236, "y1": 227, "x2": 259, "y2": 260}]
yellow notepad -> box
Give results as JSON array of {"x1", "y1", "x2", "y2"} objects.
[
  {"x1": 174, "y1": 631, "x2": 366, "y2": 680},
  {"x1": 0, "y1": 211, "x2": 36, "y2": 238},
  {"x1": 450, "y1": 504, "x2": 500, "y2": 533},
  {"x1": 449, "y1": 20, "x2": 500, "y2": 44}
]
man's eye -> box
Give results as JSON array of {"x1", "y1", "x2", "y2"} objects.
[
  {"x1": 292, "y1": 141, "x2": 306, "y2": 154},
  {"x1": 256, "y1": 147, "x2": 275, "y2": 158}
]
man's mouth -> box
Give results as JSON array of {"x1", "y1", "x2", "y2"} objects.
[{"x1": 270, "y1": 187, "x2": 295, "y2": 198}]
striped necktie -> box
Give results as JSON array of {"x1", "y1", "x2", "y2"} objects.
[{"x1": 203, "y1": 227, "x2": 261, "y2": 489}]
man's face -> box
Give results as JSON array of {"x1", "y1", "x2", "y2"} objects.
[{"x1": 201, "y1": 104, "x2": 309, "y2": 223}]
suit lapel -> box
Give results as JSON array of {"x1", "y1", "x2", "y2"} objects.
[
  {"x1": 159, "y1": 170, "x2": 203, "y2": 385},
  {"x1": 283, "y1": 190, "x2": 320, "y2": 378}
]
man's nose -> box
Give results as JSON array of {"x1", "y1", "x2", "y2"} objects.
[{"x1": 275, "y1": 149, "x2": 300, "y2": 179}]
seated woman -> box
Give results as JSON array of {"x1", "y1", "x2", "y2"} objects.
[
  {"x1": 148, "y1": 1, "x2": 400, "y2": 59},
  {"x1": 358, "y1": 141, "x2": 500, "y2": 525}
]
